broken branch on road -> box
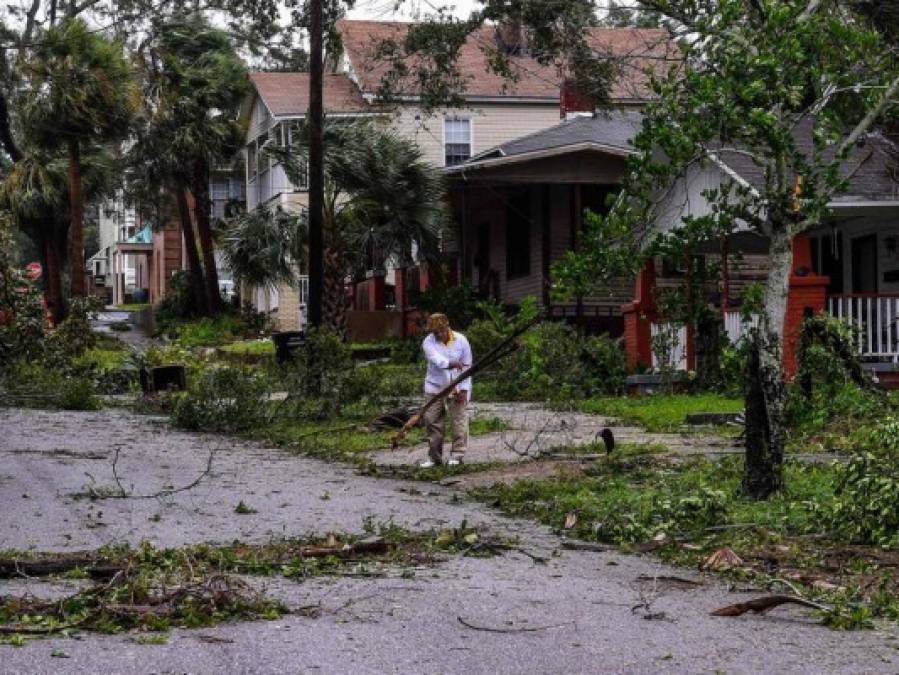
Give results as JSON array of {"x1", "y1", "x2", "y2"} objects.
[{"x1": 456, "y1": 616, "x2": 575, "y2": 633}]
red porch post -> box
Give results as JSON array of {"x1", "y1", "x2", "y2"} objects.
[
  {"x1": 622, "y1": 259, "x2": 657, "y2": 371},
  {"x1": 783, "y1": 234, "x2": 829, "y2": 378},
  {"x1": 367, "y1": 274, "x2": 386, "y2": 311}
]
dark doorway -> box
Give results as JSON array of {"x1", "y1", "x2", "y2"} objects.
[
  {"x1": 851, "y1": 234, "x2": 878, "y2": 293},
  {"x1": 811, "y1": 232, "x2": 844, "y2": 294}
]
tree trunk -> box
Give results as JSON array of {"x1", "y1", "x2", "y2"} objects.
[
  {"x1": 322, "y1": 246, "x2": 348, "y2": 338},
  {"x1": 67, "y1": 140, "x2": 85, "y2": 298},
  {"x1": 307, "y1": 0, "x2": 324, "y2": 328},
  {"x1": 743, "y1": 224, "x2": 792, "y2": 499},
  {"x1": 191, "y1": 168, "x2": 221, "y2": 315},
  {"x1": 43, "y1": 237, "x2": 64, "y2": 323},
  {"x1": 175, "y1": 187, "x2": 208, "y2": 316}
]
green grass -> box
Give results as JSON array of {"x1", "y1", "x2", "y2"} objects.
[
  {"x1": 115, "y1": 303, "x2": 150, "y2": 311},
  {"x1": 578, "y1": 393, "x2": 744, "y2": 432},
  {"x1": 72, "y1": 347, "x2": 130, "y2": 373},
  {"x1": 466, "y1": 453, "x2": 899, "y2": 626},
  {"x1": 168, "y1": 315, "x2": 246, "y2": 348},
  {"x1": 219, "y1": 340, "x2": 275, "y2": 356}
]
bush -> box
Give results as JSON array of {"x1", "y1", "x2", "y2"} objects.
[
  {"x1": 283, "y1": 328, "x2": 360, "y2": 418},
  {"x1": 824, "y1": 452, "x2": 899, "y2": 548},
  {"x1": 171, "y1": 366, "x2": 271, "y2": 433},
  {"x1": 467, "y1": 319, "x2": 626, "y2": 402},
  {"x1": 1, "y1": 363, "x2": 101, "y2": 410},
  {"x1": 155, "y1": 270, "x2": 200, "y2": 330},
  {"x1": 173, "y1": 315, "x2": 246, "y2": 348}
]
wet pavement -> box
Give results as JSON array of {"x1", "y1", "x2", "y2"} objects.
[{"x1": 0, "y1": 407, "x2": 896, "y2": 674}]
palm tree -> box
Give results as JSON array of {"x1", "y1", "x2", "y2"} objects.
[
  {"x1": 267, "y1": 120, "x2": 448, "y2": 335},
  {"x1": 221, "y1": 203, "x2": 306, "y2": 294},
  {"x1": 147, "y1": 13, "x2": 249, "y2": 315},
  {"x1": 19, "y1": 19, "x2": 139, "y2": 299},
  {"x1": 0, "y1": 145, "x2": 116, "y2": 321}
]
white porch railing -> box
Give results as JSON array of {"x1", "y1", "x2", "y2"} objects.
[
  {"x1": 827, "y1": 295, "x2": 899, "y2": 363},
  {"x1": 724, "y1": 310, "x2": 760, "y2": 345}
]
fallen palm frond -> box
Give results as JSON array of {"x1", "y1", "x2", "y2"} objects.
[{"x1": 711, "y1": 594, "x2": 832, "y2": 617}]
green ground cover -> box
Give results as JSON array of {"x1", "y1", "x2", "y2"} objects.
[{"x1": 578, "y1": 393, "x2": 744, "y2": 432}]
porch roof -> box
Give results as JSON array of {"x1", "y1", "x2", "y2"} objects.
[
  {"x1": 713, "y1": 120, "x2": 899, "y2": 203},
  {"x1": 445, "y1": 112, "x2": 641, "y2": 179}
]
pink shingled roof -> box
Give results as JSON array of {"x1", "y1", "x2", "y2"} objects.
[
  {"x1": 248, "y1": 72, "x2": 371, "y2": 115},
  {"x1": 336, "y1": 19, "x2": 678, "y2": 101}
]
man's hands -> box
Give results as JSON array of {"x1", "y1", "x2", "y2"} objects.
[
  {"x1": 448, "y1": 359, "x2": 463, "y2": 370},
  {"x1": 453, "y1": 390, "x2": 468, "y2": 404}
]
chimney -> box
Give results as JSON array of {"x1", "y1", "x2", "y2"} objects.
[
  {"x1": 494, "y1": 19, "x2": 527, "y2": 56},
  {"x1": 560, "y1": 78, "x2": 594, "y2": 119}
]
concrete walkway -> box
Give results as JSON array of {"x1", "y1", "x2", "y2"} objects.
[{"x1": 0, "y1": 407, "x2": 895, "y2": 674}]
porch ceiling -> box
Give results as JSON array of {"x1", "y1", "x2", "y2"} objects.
[
  {"x1": 112, "y1": 242, "x2": 153, "y2": 254},
  {"x1": 446, "y1": 147, "x2": 629, "y2": 185}
]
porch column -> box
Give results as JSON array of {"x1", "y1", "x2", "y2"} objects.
[
  {"x1": 622, "y1": 259, "x2": 657, "y2": 371},
  {"x1": 783, "y1": 234, "x2": 829, "y2": 378},
  {"x1": 394, "y1": 267, "x2": 406, "y2": 313},
  {"x1": 367, "y1": 273, "x2": 386, "y2": 311}
]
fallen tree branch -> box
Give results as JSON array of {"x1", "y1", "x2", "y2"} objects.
[
  {"x1": 456, "y1": 616, "x2": 574, "y2": 633},
  {"x1": 711, "y1": 594, "x2": 831, "y2": 617},
  {"x1": 98, "y1": 447, "x2": 216, "y2": 500},
  {"x1": 0, "y1": 557, "x2": 122, "y2": 579},
  {"x1": 393, "y1": 315, "x2": 542, "y2": 449}
]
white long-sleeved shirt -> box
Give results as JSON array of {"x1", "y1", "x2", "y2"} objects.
[{"x1": 422, "y1": 331, "x2": 473, "y2": 396}]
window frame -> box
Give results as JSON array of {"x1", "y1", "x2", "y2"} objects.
[{"x1": 443, "y1": 116, "x2": 473, "y2": 167}]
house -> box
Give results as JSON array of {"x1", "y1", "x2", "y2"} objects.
[
  {"x1": 445, "y1": 108, "x2": 899, "y2": 380},
  {"x1": 88, "y1": 166, "x2": 242, "y2": 308},
  {"x1": 240, "y1": 19, "x2": 677, "y2": 333}
]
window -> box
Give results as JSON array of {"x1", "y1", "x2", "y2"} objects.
[
  {"x1": 505, "y1": 191, "x2": 531, "y2": 279},
  {"x1": 211, "y1": 180, "x2": 229, "y2": 200},
  {"x1": 444, "y1": 118, "x2": 472, "y2": 167}
]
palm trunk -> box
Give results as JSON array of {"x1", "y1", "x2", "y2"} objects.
[
  {"x1": 175, "y1": 187, "x2": 208, "y2": 316},
  {"x1": 67, "y1": 140, "x2": 85, "y2": 298},
  {"x1": 322, "y1": 246, "x2": 348, "y2": 338},
  {"x1": 43, "y1": 237, "x2": 64, "y2": 323},
  {"x1": 191, "y1": 167, "x2": 221, "y2": 315},
  {"x1": 743, "y1": 223, "x2": 792, "y2": 499}
]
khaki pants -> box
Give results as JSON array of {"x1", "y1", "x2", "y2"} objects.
[{"x1": 422, "y1": 395, "x2": 469, "y2": 463}]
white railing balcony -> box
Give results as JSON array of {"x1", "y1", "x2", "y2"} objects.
[{"x1": 827, "y1": 294, "x2": 899, "y2": 363}]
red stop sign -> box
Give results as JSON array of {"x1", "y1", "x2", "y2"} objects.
[{"x1": 25, "y1": 262, "x2": 42, "y2": 281}]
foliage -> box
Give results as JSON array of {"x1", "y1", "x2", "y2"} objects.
[
  {"x1": 1, "y1": 362, "x2": 101, "y2": 411},
  {"x1": 283, "y1": 328, "x2": 364, "y2": 418},
  {"x1": 155, "y1": 271, "x2": 202, "y2": 327},
  {"x1": 413, "y1": 281, "x2": 485, "y2": 330},
  {"x1": 467, "y1": 317, "x2": 627, "y2": 402},
  {"x1": 222, "y1": 205, "x2": 305, "y2": 289},
  {"x1": 171, "y1": 315, "x2": 247, "y2": 348},
  {"x1": 171, "y1": 366, "x2": 271, "y2": 433},
  {"x1": 0, "y1": 221, "x2": 51, "y2": 366},
  {"x1": 579, "y1": 393, "x2": 744, "y2": 433},
  {"x1": 822, "y1": 452, "x2": 899, "y2": 548}
]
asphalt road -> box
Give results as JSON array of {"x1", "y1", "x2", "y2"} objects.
[{"x1": 0, "y1": 407, "x2": 896, "y2": 674}]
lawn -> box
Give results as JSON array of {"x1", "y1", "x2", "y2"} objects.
[
  {"x1": 469, "y1": 453, "x2": 898, "y2": 627},
  {"x1": 219, "y1": 339, "x2": 275, "y2": 356},
  {"x1": 578, "y1": 393, "x2": 744, "y2": 432},
  {"x1": 115, "y1": 303, "x2": 150, "y2": 311}
]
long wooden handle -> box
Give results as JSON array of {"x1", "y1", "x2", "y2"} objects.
[{"x1": 391, "y1": 315, "x2": 541, "y2": 448}]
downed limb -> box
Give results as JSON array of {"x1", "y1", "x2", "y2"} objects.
[
  {"x1": 392, "y1": 315, "x2": 542, "y2": 449},
  {"x1": 0, "y1": 556, "x2": 122, "y2": 579},
  {"x1": 456, "y1": 616, "x2": 574, "y2": 633},
  {"x1": 711, "y1": 594, "x2": 832, "y2": 617},
  {"x1": 97, "y1": 447, "x2": 216, "y2": 500}
]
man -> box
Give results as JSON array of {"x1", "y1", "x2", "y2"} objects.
[{"x1": 420, "y1": 313, "x2": 473, "y2": 468}]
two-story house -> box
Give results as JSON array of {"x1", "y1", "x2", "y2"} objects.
[{"x1": 241, "y1": 19, "x2": 674, "y2": 332}]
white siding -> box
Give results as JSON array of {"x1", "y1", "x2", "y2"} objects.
[{"x1": 391, "y1": 103, "x2": 561, "y2": 168}]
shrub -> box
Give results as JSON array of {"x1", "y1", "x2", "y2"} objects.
[
  {"x1": 173, "y1": 315, "x2": 246, "y2": 348},
  {"x1": 1, "y1": 363, "x2": 101, "y2": 410},
  {"x1": 171, "y1": 366, "x2": 271, "y2": 433},
  {"x1": 824, "y1": 452, "x2": 899, "y2": 548},
  {"x1": 155, "y1": 270, "x2": 200, "y2": 329},
  {"x1": 283, "y1": 328, "x2": 359, "y2": 418}
]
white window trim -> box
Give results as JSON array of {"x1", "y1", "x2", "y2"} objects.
[{"x1": 443, "y1": 116, "x2": 473, "y2": 167}]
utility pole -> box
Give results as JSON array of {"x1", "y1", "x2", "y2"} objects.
[{"x1": 307, "y1": 0, "x2": 324, "y2": 328}]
